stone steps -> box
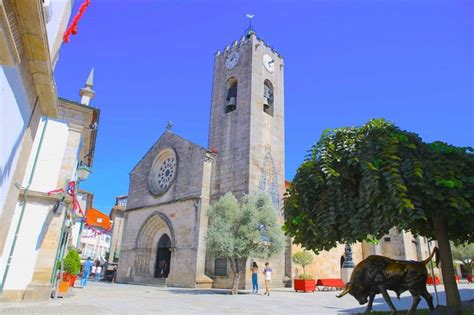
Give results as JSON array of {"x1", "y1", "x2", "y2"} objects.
[{"x1": 133, "y1": 278, "x2": 166, "y2": 287}]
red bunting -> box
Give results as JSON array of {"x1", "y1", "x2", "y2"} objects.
[
  {"x1": 63, "y1": 0, "x2": 91, "y2": 43},
  {"x1": 84, "y1": 222, "x2": 110, "y2": 236}
]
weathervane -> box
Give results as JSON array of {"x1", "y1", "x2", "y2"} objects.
[
  {"x1": 246, "y1": 14, "x2": 255, "y2": 27},
  {"x1": 166, "y1": 121, "x2": 173, "y2": 131},
  {"x1": 245, "y1": 14, "x2": 256, "y2": 36}
]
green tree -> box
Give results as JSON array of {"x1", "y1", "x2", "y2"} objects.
[
  {"x1": 284, "y1": 119, "x2": 474, "y2": 311},
  {"x1": 451, "y1": 242, "x2": 474, "y2": 277},
  {"x1": 292, "y1": 251, "x2": 314, "y2": 279},
  {"x1": 207, "y1": 192, "x2": 285, "y2": 294}
]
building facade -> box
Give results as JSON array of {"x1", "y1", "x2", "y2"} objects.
[
  {"x1": 0, "y1": 70, "x2": 100, "y2": 301},
  {"x1": 117, "y1": 28, "x2": 287, "y2": 289},
  {"x1": 0, "y1": 0, "x2": 73, "y2": 269},
  {"x1": 108, "y1": 195, "x2": 127, "y2": 263}
]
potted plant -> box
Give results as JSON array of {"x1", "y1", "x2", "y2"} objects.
[
  {"x1": 292, "y1": 251, "x2": 315, "y2": 292},
  {"x1": 61, "y1": 249, "x2": 81, "y2": 288}
]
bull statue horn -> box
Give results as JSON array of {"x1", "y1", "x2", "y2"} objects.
[{"x1": 336, "y1": 283, "x2": 352, "y2": 298}]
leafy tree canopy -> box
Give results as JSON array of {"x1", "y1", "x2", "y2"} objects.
[
  {"x1": 292, "y1": 251, "x2": 314, "y2": 276},
  {"x1": 284, "y1": 118, "x2": 474, "y2": 252}
]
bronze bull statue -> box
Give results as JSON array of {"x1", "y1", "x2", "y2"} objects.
[{"x1": 337, "y1": 247, "x2": 439, "y2": 314}]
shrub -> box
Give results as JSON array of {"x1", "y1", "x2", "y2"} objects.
[
  {"x1": 297, "y1": 273, "x2": 314, "y2": 280},
  {"x1": 63, "y1": 249, "x2": 81, "y2": 275}
]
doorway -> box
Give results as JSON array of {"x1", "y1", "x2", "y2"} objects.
[{"x1": 155, "y1": 234, "x2": 171, "y2": 278}]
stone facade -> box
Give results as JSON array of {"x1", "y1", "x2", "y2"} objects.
[
  {"x1": 117, "y1": 132, "x2": 214, "y2": 287},
  {"x1": 207, "y1": 33, "x2": 287, "y2": 289},
  {"x1": 119, "y1": 31, "x2": 289, "y2": 290}
]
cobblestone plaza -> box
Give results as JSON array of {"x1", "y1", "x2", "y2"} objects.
[{"x1": 0, "y1": 282, "x2": 472, "y2": 314}]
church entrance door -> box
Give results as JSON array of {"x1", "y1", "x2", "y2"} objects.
[{"x1": 155, "y1": 234, "x2": 171, "y2": 278}]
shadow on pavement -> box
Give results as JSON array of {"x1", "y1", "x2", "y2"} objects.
[{"x1": 338, "y1": 288, "x2": 474, "y2": 314}]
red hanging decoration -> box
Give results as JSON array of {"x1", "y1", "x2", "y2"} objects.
[
  {"x1": 63, "y1": 0, "x2": 91, "y2": 43},
  {"x1": 83, "y1": 221, "x2": 111, "y2": 237},
  {"x1": 48, "y1": 181, "x2": 83, "y2": 216}
]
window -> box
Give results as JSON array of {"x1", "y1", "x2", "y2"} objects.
[
  {"x1": 117, "y1": 197, "x2": 128, "y2": 207},
  {"x1": 384, "y1": 237, "x2": 391, "y2": 242},
  {"x1": 263, "y1": 80, "x2": 274, "y2": 115},
  {"x1": 225, "y1": 78, "x2": 237, "y2": 113},
  {"x1": 215, "y1": 258, "x2": 228, "y2": 276}
]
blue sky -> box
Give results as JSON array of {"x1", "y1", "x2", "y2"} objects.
[{"x1": 54, "y1": 0, "x2": 474, "y2": 214}]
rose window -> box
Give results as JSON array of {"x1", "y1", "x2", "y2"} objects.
[
  {"x1": 157, "y1": 158, "x2": 176, "y2": 190},
  {"x1": 149, "y1": 148, "x2": 177, "y2": 196}
]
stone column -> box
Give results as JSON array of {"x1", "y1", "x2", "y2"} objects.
[
  {"x1": 23, "y1": 124, "x2": 82, "y2": 300},
  {"x1": 194, "y1": 152, "x2": 214, "y2": 288}
]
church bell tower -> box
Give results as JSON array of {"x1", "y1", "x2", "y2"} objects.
[{"x1": 208, "y1": 28, "x2": 285, "y2": 211}]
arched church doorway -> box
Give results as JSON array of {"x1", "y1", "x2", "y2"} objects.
[
  {"x1": 135, "y1": 211, "x2": 175, "y2": 280},
  {"x1": 155, "y1": 234, "x2": 171, "y2": 278}
]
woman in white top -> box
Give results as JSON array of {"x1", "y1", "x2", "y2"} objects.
[
  {"x1": 96, "y1": 265, "x2": 102, "y2": 282},
  {"x1": 263, "y1": 262, "x2": 272, "y2": 296},
  {"x1": 91, "y1": 265, "x2": 96, "y2": 280}
]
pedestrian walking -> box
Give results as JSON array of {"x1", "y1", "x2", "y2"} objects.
[
  {"x1": 251, "y1": 261, "x2": 259, "y2": 294},
  {"x1": 91, "y1": 264, "x2": 96, "y2": 280},
  {"x1": 80, "y1": 257, "x2": 93, "y2": 287},
  {"x1": 96, "y1": 264, "x2": 102, "y2": 282},
  {"x1": 263, "y1": 262, "x2": 272, "y2": 296}
]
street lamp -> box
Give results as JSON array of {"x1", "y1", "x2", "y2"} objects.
[{"x1": 77, "y1": 163, "x2": 91, "y2": 182}]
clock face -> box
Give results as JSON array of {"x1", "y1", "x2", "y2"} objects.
[
  {"x1": 263, "y1": 54, "x2": 275, "y2": 72},
  {"x1": 225, "y1": 51, "x2": 239, "y2": 69}
]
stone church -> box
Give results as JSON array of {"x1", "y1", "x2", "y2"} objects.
[{"x1": 116, "y1": 28, "x2": 433, "y2": 289}]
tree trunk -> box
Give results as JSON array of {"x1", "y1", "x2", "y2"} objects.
[
  {"x1": 432, "y1": 216, "x2": 462, "y2": 312},
  {"x1": 231, "y1": 258, "x2": 247, "y2": 295}
]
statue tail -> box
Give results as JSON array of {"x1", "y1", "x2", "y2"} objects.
[{"x1": 423, "y1": 247, "x2": 440, "y2": 267}]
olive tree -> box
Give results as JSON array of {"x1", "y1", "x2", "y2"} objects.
[
  {"x1": 207, "y1": 192, "x2": 285, "y2": 294},
  {"x1": 284, "y1": 119, "x2": 474, "y2": 311},
  {"x1": 292, "y1": 251, "x2": 314, "y2": 279},
  {"x1": 451, "y1": 242, "x2": 474, "y2": 277}
]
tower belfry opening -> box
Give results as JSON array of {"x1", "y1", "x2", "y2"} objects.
[
  {"x1": 263, "y1": 80, "x2": 274, "y2": 115},
  {"x1": 225, "y1": 78, "x2": 237, "y2": 113}
]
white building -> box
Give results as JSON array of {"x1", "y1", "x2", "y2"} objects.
[
  {"x1": 78, "y1": 228, "x2": 111, "y2": 262},
  {"x1": 0, "y1": 66, "x2": 100, "y2": 301},
  {"x1": 0, "y1": 0, "x2": 73, "y2": 243}
]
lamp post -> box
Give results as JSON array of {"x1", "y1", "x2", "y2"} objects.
[{"x1": 76, "y1": 163, "x2": 92, "y2": 183}]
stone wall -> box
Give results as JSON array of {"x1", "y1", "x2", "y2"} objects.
[{"x1": 291, "y1": 243, "x2": 364, "y2": 281}]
